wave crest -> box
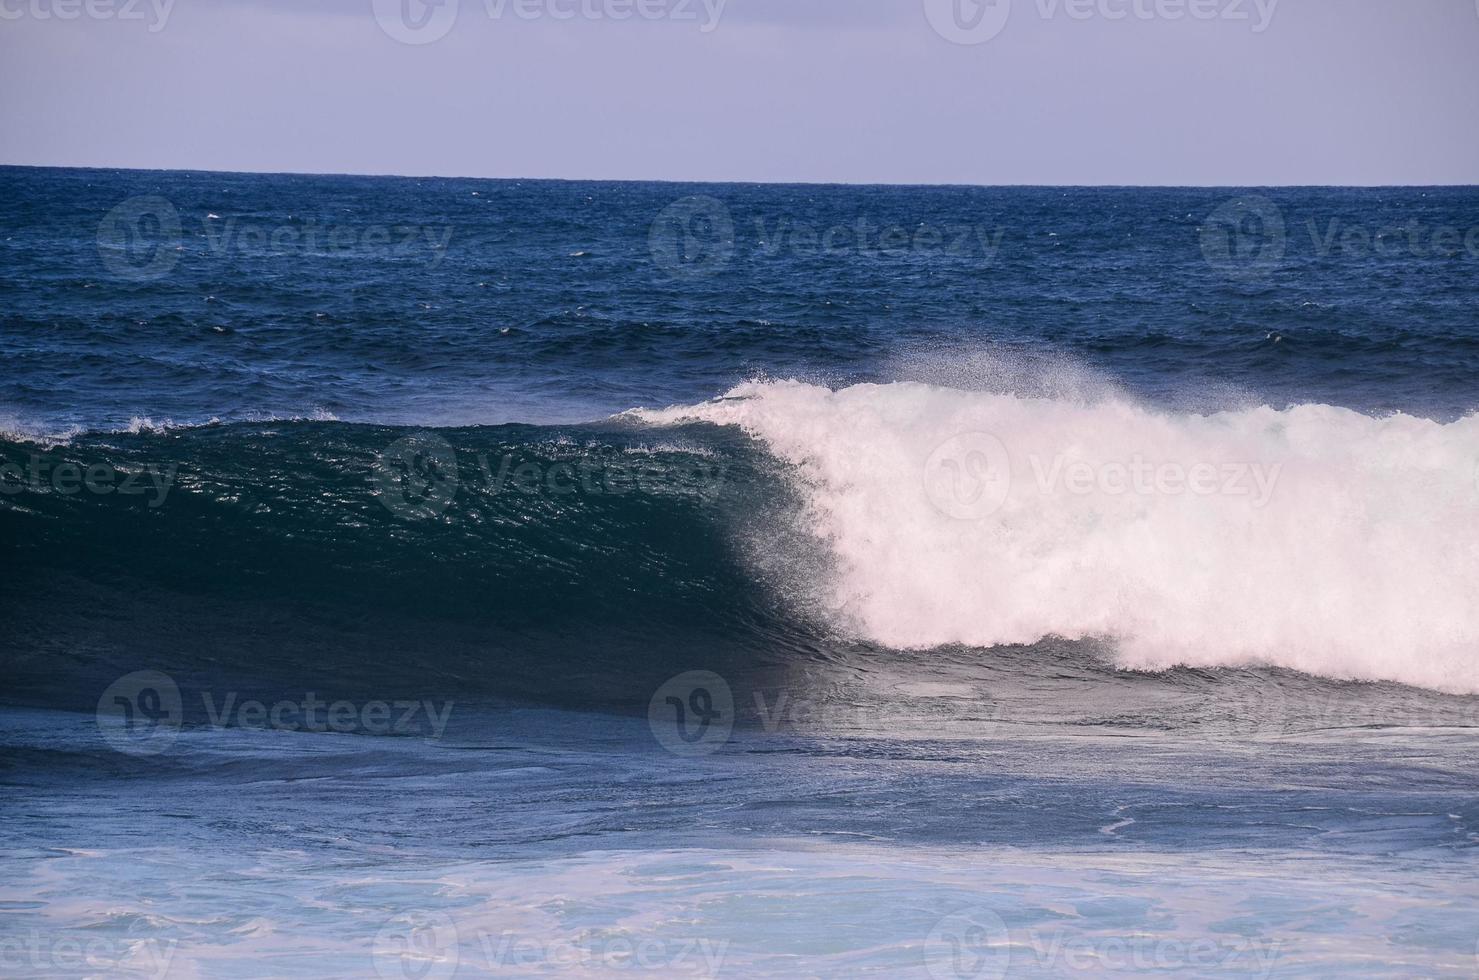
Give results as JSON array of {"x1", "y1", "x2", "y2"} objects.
[{"x1": 638, "y1": 380, "x2": 1479, "y2": 693}]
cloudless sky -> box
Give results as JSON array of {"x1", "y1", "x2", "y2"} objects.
[{"x1": 2, "y1": 0, "x2": 1477, "y2": 184}]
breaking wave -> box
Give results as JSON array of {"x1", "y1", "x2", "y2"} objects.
[{"x1": 638, "y1": 380, "x2": 1479, "y2": 693}]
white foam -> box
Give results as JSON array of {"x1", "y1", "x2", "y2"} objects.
[
  {"x1": 0, "y1": 414, "x2": 84, "y2": 447},
  {"x1": 0, "y1": 411, "x2": 337, "y2": 444},
  {"x1": 637, "y1": 380, "x2": 1479, "y2": 694},
  {"x1": 124, "y1": 415, "x2": 177, "y2": 434}
]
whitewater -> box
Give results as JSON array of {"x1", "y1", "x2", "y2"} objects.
[{"x1": 638, "y1": 379, "x2": 1479, "y2": 693}]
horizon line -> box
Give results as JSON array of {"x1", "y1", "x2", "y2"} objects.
[{"x1": 3, "y1": 162, "x2": 1476, "y2": 191}]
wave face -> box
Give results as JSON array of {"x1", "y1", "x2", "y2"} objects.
[
  {"x1": 0, "y1": 420, "x2": 823, "y2": 714},
  {"x1": 640, "y1": 380, "x2": 1479, "y2": 693}
]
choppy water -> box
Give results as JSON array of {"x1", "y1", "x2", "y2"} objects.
[{"x1": 2, "y1": 166, "x2": 1478, "y2": 977}]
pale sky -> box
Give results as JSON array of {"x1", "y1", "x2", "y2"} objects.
[{"x1": 2, "y1": 0, "x2": 1477, "y2": 184}]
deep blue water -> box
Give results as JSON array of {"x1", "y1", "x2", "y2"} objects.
[
  {"x1": 2, "y1": 167, "x2": 1479, "y2": 977},
  {"x1": 4, "y1": 167, "x2": 1478, "y2": 435}
]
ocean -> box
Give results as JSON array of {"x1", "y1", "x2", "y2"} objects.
[{"x1": 2, "y1": 165, "x2": 1478, "y2": 977}]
